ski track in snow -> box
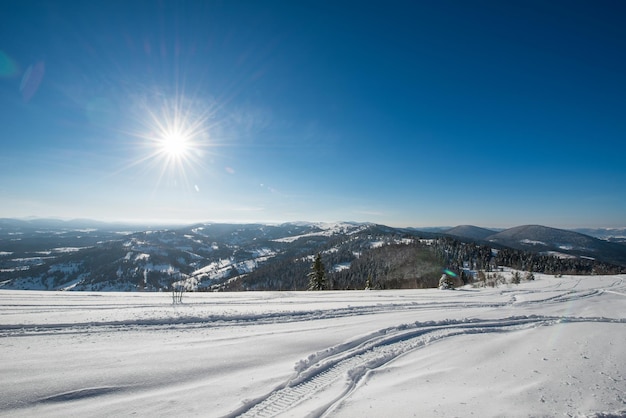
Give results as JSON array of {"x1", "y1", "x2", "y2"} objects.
[
  {"x1": 2, "y1": 275, "x2": 621, "y2": 338},
  {"x1": 226, "y1": 316, "x2": 623, "y2": 418},
  {"x1": 0, "y1": 298, "x2": 593, "y2": 338},
  {"x1": 224, "y1": 276, "x2": 626, "y2": 417}
]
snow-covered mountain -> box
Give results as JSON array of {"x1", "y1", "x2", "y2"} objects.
[
  {"x1": 1, "y1": 219, "x2": 625, "y2": 291},
  {"x1": 0, "y1": 221, "x2": 412, "y2": 291}
]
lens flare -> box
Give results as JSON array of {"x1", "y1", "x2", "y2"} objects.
[
  {"x1": 0, "y1": 51, "x2": 19, "y2": 78},
  {"x1": 20, "y1": 61, "x2": 45, "y2": 102},
  {"x1": 443, "y1": 269, "x2": 457, "y2": 277}
]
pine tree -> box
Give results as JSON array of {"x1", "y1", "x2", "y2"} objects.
[
  {"x1": 308, "y1": 253, "x2": 327, "y2": 291},
  {"x1": 439, "y1": 273, "x2": 455, "y2": 290}
]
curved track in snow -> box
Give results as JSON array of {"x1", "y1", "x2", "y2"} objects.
[{"x1": 227, "y1": 315, "x2": 623, "y2": 418}]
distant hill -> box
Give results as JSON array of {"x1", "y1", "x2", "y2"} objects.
[
  {"x1": 445, "y1": 225, "x2": 497, "y2": 241},
  {"x1": 487, "y1": 225, "x2": 596, "y2": 247},
  {"x1": 571, "y1": 227, "x2": 626, "y2": 244},
  {"x1": 485, "y1": 225, "x2": 626, "y2": 266}
]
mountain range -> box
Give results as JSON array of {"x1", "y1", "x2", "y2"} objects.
[
  {"x1": 444, "y1": 224, "x2": 626, "y2": 265},
  {"x1": 1, "y1": 218, "x2": 624, "y2": 292}
]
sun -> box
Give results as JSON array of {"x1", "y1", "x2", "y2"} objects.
[
  {"x1": 122, "y1": 93, "x2": 216, "y2": 191},
  {"x1": 160, "y1": 131, "x2": 190, "y2": 158}
]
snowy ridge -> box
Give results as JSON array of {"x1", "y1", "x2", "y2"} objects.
[{"x1": 272, "y1": 222, "x2": 368, "y2": 243}]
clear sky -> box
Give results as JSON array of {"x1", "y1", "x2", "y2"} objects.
[{"x1": 1, "y1": 1, "x2": 625, "y2": 228}]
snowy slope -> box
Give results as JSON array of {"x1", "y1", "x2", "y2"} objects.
[{"x1": 1, "y1": 273, "x2": 625, "y2": 417}]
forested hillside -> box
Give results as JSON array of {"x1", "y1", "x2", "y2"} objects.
[{"x1": 1, "y1": 220, "x2": 624, "y2": 292}]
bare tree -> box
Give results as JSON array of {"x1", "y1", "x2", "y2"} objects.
[{"x1": 170, "y1": 272, "x2": 187, "y2": 304}]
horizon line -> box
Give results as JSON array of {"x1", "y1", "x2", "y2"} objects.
[{"x1": 1, "y1": 216, "x2": 624, "y2": 231}]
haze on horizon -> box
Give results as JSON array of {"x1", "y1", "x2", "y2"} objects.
[{"x1": 1, "y1": 1, "x2": 625, "y2": 229}]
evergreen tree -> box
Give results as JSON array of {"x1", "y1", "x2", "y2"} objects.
[
  {"x1": 439, "y1": 273, "x2": 455, "y2": 290},
  {"x1": 308, "y1": 253, "x2": 327, "y2": 290}
]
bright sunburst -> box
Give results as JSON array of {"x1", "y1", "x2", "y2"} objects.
[
  {"x1": 159, "y1": 131, "x2": 191, "y2": 158},
  {"x1": 124, "y1": 94, "x2": 215, "y2": 191}
]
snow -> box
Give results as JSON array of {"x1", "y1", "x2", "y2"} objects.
[
  {"x1": 10, "y1": 256, "x2": 54, "y2": 263},
  {"x1": 50, "y1": 247, "x2": 85, "y2": 253},
  {"x1": 273, "y1": 222, "x2": 367, "y2": 243},
  {"x1": 143, "y1": 262, "x2": 176, "y2": 274},
  {"x1": 48, "y1": 262, "x2": 80, "y2": 274},
  {"x1": 332, "y1": 262, "x2": 351, "y2": 272},
  {"x1": 520, "y1": 239, "x2": 547, "y2": 246},
  {"x1": 135, "y1": 253, "x2": 150, "y2": 261},
  {"x1": 273, "y1": 232, "x2": 326, "y2": 243},
  {"x1": 257, "y1": 248, "x2": 276, "y2": 257},
  {"x1": 543, "y1": 250, "x2": 578, "y2": 259},
  {"x1": 0, "y1": 266, "x2": 30, "y2": 272},
  {"x1": 0, "y1": 274, "x2": 625, "y2": 418}
]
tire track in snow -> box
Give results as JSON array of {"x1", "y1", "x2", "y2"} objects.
[{"x1": 227, "y1": 315, "x2": 621, "y2": 418}]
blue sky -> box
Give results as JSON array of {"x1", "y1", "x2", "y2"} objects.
[{"x1": 1, "y1": 1, "x2": 625, "y2": 228}]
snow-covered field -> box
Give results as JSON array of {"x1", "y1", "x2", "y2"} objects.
[{"x1": 1, "y1": 274, "x2": 625, "y2": 418}]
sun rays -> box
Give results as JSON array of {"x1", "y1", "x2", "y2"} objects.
[
  {"x1": 159, "y1": 131, "x2": 191, "y2": 157},
  {"x1": 120, "y1": 93, "x2": 217, "y2": 193}
]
